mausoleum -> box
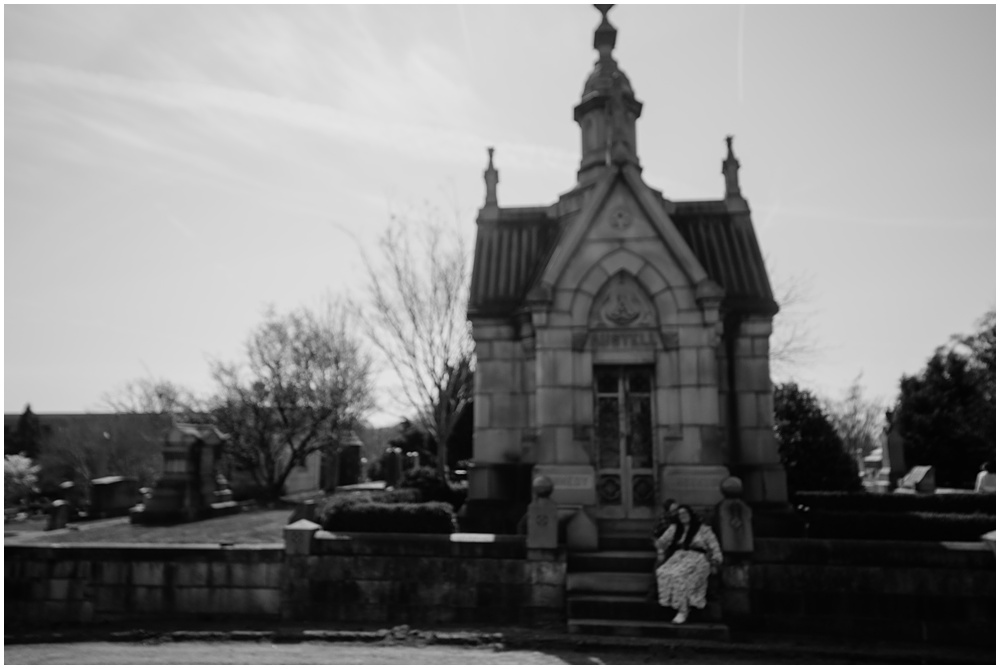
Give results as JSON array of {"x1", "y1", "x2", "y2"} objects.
[{"x1": 466, "y1": 7, "x2": 786, "y2": 533}]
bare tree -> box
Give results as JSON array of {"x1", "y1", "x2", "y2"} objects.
[
  {"x1": 359, "y1": 208, "x2": 474, "y2": 477},
  {"x1": 767, "y1": 262, "x2": 822, "y2": 381},
  {"x1": 826, "y1": 375, "x2": 887, "y2": 475},
  {"x1": 208, "y1": 301, "x2": 375, "y2": 500},
  {"x1": 102, "y1": 377, "x2": 203, "y2": 424}
]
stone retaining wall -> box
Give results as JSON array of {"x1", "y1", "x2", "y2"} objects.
[
  {"x1": 747, "y1": 538, "x2": 995, "y2": 648},
  {"x1": 5, "y1": 530, "x2": 565, "y2": 630},
  {"x1": 283, "y1": 526, "x2": 565, "y2": 627},
  {"x1": 4, "y1": 543, "x2": 285, "y2": 627}
]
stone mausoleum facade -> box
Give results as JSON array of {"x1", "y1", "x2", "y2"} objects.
[{"x1": 466, "y1": 8, "x2": 786, "y2": 532}]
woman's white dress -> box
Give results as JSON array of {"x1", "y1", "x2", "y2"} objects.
[{"x1": 654, "y1": 524, "x2": 723, "y2": 611}]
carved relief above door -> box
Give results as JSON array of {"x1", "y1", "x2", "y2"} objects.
[{"x1": 589, "y1": 271, "x2": 656, "y2": 330}]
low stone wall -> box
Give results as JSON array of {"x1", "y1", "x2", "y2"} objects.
[
  {"x1": 748, "y1": 538, "x2": 995, "y2": 647},
  {"x1": 284, "y1": 526, "x2": 565, "y2": 627},
  {"x1": 5, "y1": 543, "x2": 284, "y2": 628},
  {"x1": 5, "y1": 530, "x2": 565, "y2": 630}
]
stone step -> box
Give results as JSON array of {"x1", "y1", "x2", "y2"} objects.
[
  {"x1": 566, "y1": 618, "x2": 730, "y2": 641},
  {"x1": 598, "y1": 518, "x2": 655, "y2": 535},
  {"x1": 567, "y1": 571, "x2": 653, "y2": 594},
  {"x1": 567, "y1": 550, "x2": 656, "y2": 574},
  {"x1": 599, "y1": 534, "x2": 656, "y2": 552},
  {"x1": 568, "y1": 593, "x2": 723, "y2": 622}
]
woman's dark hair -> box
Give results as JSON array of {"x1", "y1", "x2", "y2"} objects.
[
  {"x1": 662, "y1": 497, "x2": 677, "y2": 513},
  {"x1": 669, "y1": 505, "x2": 701, "y2": 550}
]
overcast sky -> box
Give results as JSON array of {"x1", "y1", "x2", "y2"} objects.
[{"x1": 5, "y1": 4, "x2": 996, "y2": 424}]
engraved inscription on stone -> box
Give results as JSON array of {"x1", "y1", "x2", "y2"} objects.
[
  {"x1": 590, "y1": 329, "x2": 659, "y2": 349},
  {"x1": 549, "y1": 474, "x2": 595, "y2": 490}
]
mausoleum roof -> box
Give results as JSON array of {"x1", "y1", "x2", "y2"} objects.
[
  {"x1": 671, "y1": 201, "x2": 778, "y2": 316},
  {"x1": 468, "y1": 199, "x2": 776, "y2": 319},
  {"x1": 469, "y1": 208, "x2": 560, "y2": 318}
]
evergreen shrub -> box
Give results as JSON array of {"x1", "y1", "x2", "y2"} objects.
[
  {"x1": 399, "y1": 467, "x2": 467, "y2": 511},
  {"x1": 317, "y1": 500, "x2": 457, "y2": 534},
  {"x1": 794, "y1": 491, "x2": 996, "y2": 515},
  {"x1": 803, "y1": 510, "x2": 995, "y2": 541}
]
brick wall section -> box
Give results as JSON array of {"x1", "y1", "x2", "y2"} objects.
[
  {"x1": 5, "y1": 543, "x2": 285, "y2": 628},
  {"x1": 283, "y1": 531, "x2": 565, "y2": 627},
  {"x1": 748, "y1": 538, "x2": 995, "y2": 648}
]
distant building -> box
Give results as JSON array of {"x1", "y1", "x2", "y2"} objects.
[{"x1": 466, "y1": 8, "x2": 786, "y2": 531}]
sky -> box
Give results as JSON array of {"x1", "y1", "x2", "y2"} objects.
[{"x1": 5, "y1": 4, "x2": 996, "y2": 425}]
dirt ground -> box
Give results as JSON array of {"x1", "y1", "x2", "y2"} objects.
[{"x1": 2, "y1": 640, "x2": 853, "y2": 665}]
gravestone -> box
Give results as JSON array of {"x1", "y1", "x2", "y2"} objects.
[
  {"x1": 339, "y1": 442, "x2": 362, "y2": 487},
  {"x1": 897, "y1": 465, "x2": 935, "y2": 494},
  {"x1": 381, "y1": 447, "x2": 403, "y2": 487},
  {"x1": 878, "y1": 414, "x2": 907, "y2": 490},
  {"x1": 133, "y1": 423, "x2": 231, "y2": 524},
  {"x1": 89, "y1": 476, "x2": 140, "y2": 518},
  {"x1": 46, "y1": 499, "x2": 70, "y2": 531}
]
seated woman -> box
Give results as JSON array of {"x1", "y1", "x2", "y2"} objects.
[{"x1": 654, "y1": 504, "x2": 723, "y2": 624}]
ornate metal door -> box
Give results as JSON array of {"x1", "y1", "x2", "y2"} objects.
[{"x1": 593, "y1": 366, "x2": 655, "y2": 518}]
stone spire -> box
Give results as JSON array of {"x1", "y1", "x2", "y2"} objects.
[
  {"x1": 722, "y1": 135, "x2": 741, "y2": 198},
  {"x1": 484, "y1": 147, "x2": 499, "y2": 206},
  {"x1": 574, "y1": 5, "x2": 643, "y2": 183}
]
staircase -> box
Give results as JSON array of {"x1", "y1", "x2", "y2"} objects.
[{"x1": 565, "y1": 519, "x2": 729, "y2": 640}]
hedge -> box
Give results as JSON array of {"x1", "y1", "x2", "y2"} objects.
[
  {"x1": 398, "y1": 467, "x2": 468, "y2": 511},
  {"x1": 318, "y1": 500, "x2": 457, "y2": 534},
  {"x1": 793, "y1": 491, "x2": 996, "y2": 515},
  {"x1": 803, "y1": 510, "x2": 996, "y2": 542}
]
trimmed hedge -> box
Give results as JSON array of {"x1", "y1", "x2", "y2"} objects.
[
  {"x1": 318, "y1": 500, "x2": 458, "y2": 534},
  {"x1": 398, "y1": 467, "x2": 468, "y2": 511},
  {"x1": 803, "y1": 510, "x2": 996, "y2": 542},
  {"x1": 793, "y1": 491, "x2": 996, "y2": 515}
]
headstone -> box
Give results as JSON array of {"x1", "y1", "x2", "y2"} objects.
[
  {"x1": 975, "y1": 470, "x2": 996, "y2": 493},
  {"x1": 339, "y1": 443, "x2": 362, "y2": 486},
  {"x1": 288, "y1": 499, "x2": 317, "y2": 524},
  {"x1": 46, "y1": 500, "x2": 69, "y2": 531},
  {"x1": 526, "y1": 476, "x2": 558, "y2": 550},
  {"x1": 381, "y1": 447, "x2": 403, "y2": 487},
  {"x1": 879, "y1": 414, "x2": 907, "y2": 490},
  {"x1": 715, "y1": 476, "x2": 753, "y2": 554},
  {"x1": 135, "y1": 423, "x2": 229, "y2": 524},
  {"x1": 89, "y1": 476, "x2": 140, "y2": 518},
  {"x1": 897, "y1": 465, "x2": 935, "y2": 494}
]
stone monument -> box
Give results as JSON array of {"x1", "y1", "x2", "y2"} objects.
[{"x1": 132, "y1": 422, "x2": 235, "y2": 524}]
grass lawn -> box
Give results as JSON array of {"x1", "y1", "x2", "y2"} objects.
[{"x1": 22, "y1": 509, "x2": 293, "y2": 545}]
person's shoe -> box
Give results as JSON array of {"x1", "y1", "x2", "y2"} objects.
[{"x1": 671, "y1": 611, "x2": 688, "y2": 624}]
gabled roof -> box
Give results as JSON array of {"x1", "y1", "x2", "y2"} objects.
[
  {"x1": 671, "y1": 200, "x2": 778, "y2": 316},
  {"x1": 468, "y1": 207, "x2": 560, "y2": 318},
  {"x1": 468, "y1": 192, "x2": 777, "y2": 320}
]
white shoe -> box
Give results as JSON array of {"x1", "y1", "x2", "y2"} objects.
[{"x1": 671, "y1": 611, "x2": 688, "y2": 624}]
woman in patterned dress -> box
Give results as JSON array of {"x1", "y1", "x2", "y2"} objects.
[{"x1": 654, "y1": 505, "x2": 723, "y2": 624}]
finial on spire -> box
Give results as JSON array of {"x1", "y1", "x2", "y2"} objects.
[
  {"x1": 593, "y1": 4, "x2": 617, "y2": 55},
  {"x1": 484, "y1": 146, "x2": 499, "y2": 207},
  {"x1": 722, "y1": 135, "x2": 742, "y2": 199}
]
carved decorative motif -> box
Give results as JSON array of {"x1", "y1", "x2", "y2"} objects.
[
  {"x1": 598, "y1": 474, "x2": 622, "y2": 504},
  {"x1": 609, "y1": 207, "x2": 632, "y2": 230},
  {"x1": 632, "y1": 475, "x2": 655, "y2": 507},
  {"x1": 590, "y1": 272, "x2": 655, "y2": 329}
]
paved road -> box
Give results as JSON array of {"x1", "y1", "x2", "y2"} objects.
[{"x1": 5, "y1": 641, "x2": 819, "y2": 665}]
